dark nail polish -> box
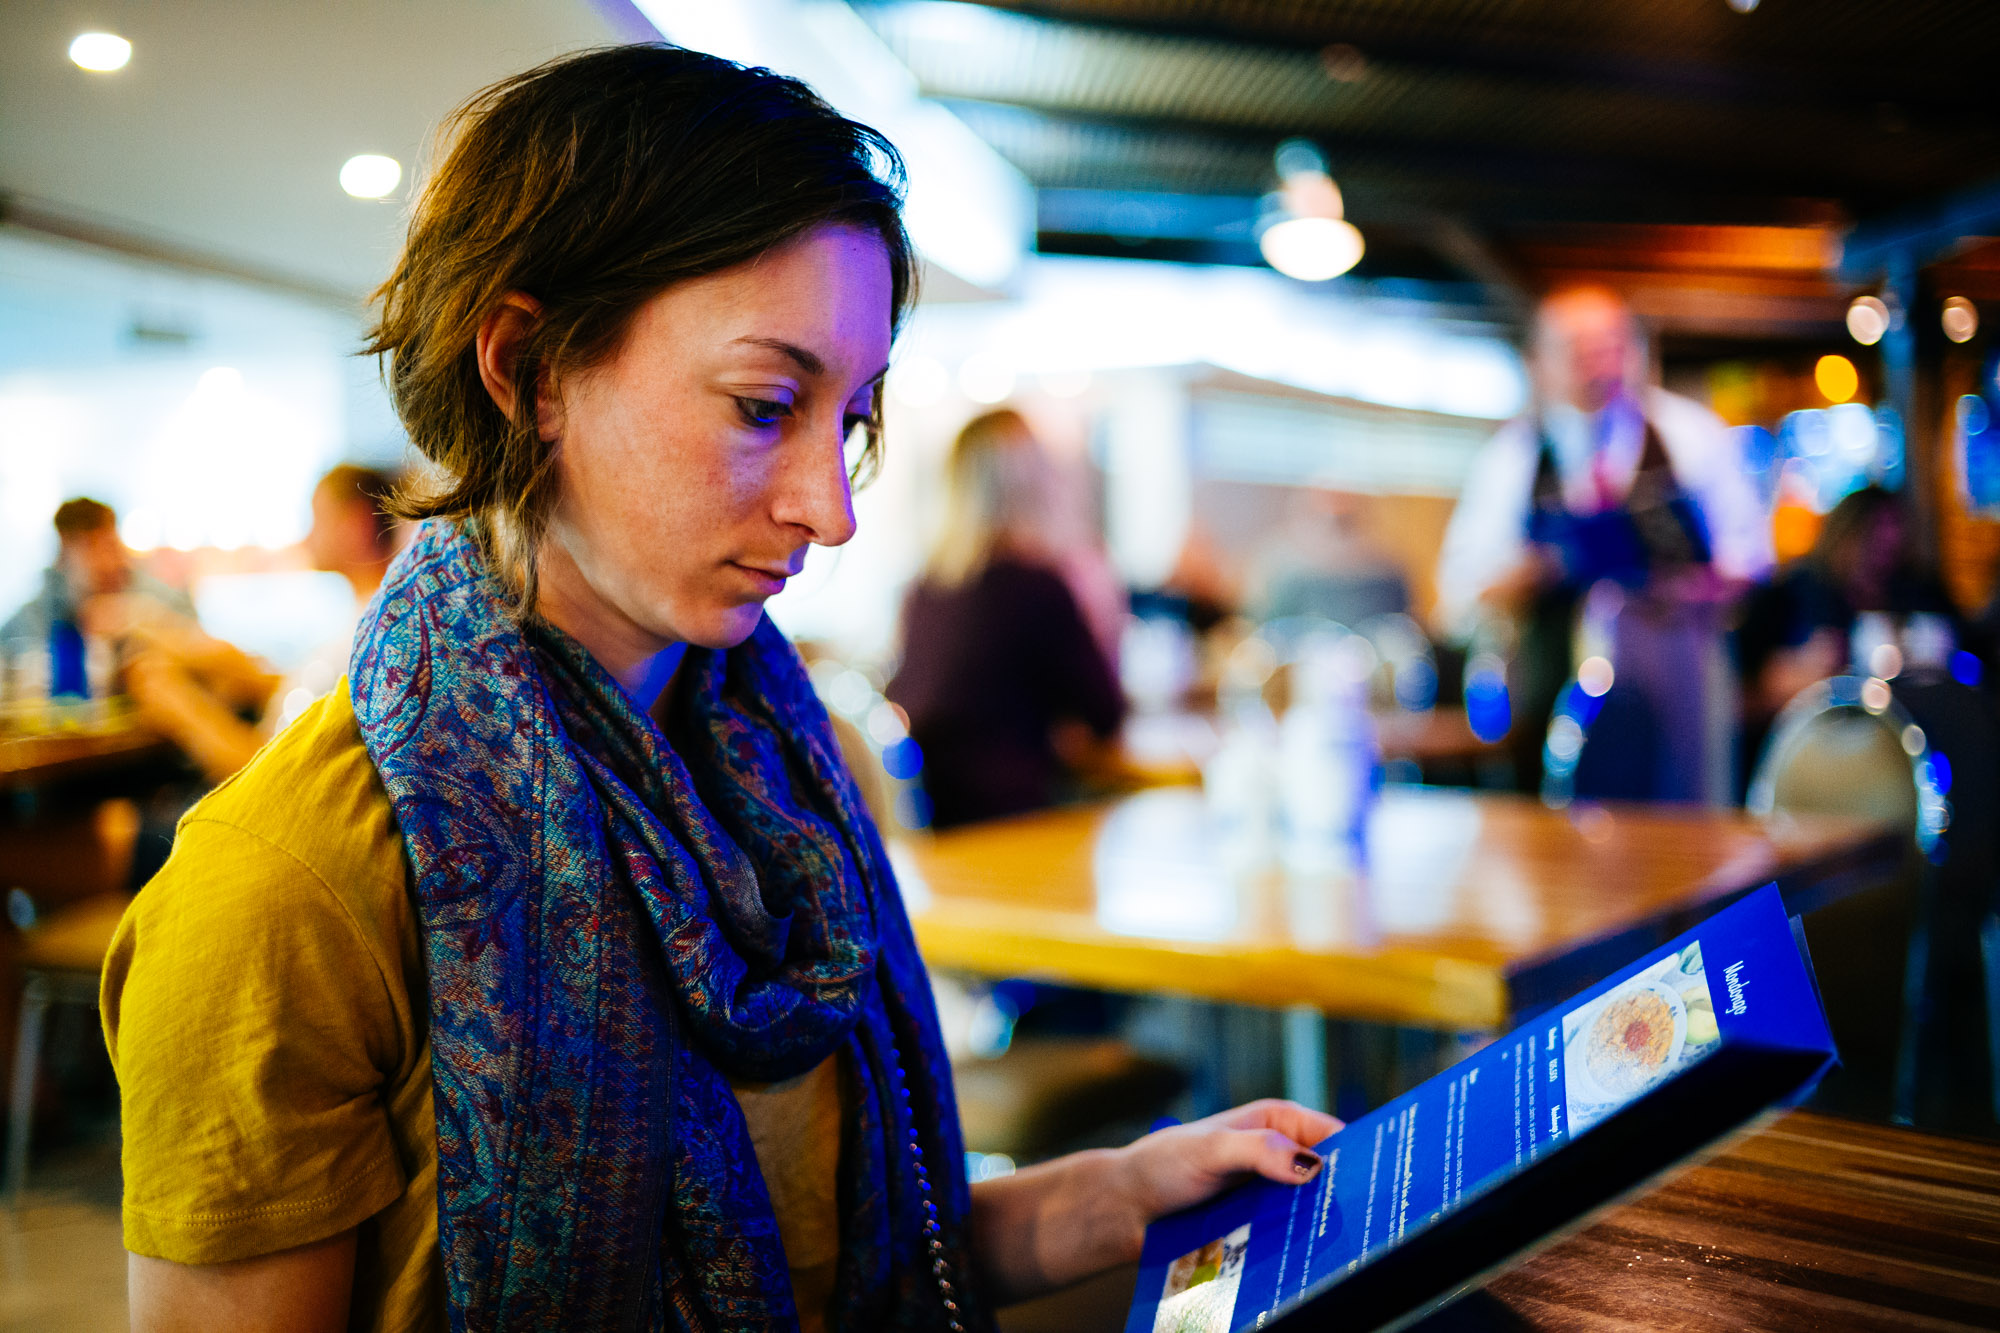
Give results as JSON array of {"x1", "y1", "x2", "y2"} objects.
[{"x1": 1293, "y1": 1151, "x2": 1321, "y2": 1175}]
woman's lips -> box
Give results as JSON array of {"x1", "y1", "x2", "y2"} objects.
[{"x1": 729, "y1": 562, "x2": 793, "y2": 597}]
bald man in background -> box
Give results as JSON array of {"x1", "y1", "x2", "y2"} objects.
[{"x1": 1437, "y1": 286, "x2": 1771, "y2": 802}]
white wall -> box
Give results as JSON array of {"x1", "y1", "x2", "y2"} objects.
[{"x1": 0, "y1": 229, "x2": 403, "y2": 614}]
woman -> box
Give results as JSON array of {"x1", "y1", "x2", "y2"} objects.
[
  {"x1": 1739, "y1": 486, "x2": 1958, "y2": 719},
  {"x1": 889, "y1": 410, "x2": 1126, "y2": 828},
  {"x1": 102, "y1": 46, "x2": 1333, "y2": 1333}
]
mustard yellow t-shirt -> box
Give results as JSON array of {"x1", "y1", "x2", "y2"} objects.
[{"x1": 102, "y1": 682, "x2": 844, "y2": 1332}]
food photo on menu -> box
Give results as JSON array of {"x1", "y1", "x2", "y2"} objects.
[
  {"x1": 1124, "y1": 884, "x2": 1839, "y2": 1333},
  {"x1": 1562, "y1": 940, "x2": 1721, "y2": 1135}
]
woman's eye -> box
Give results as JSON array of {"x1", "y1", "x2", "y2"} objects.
[{"x1": 735, "y1": 396, "x2": 792, "y2": 427}]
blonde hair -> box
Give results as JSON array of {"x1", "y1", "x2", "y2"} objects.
[{"x1": 925, "y1": 409, "x2": 1049, "y2": 586}]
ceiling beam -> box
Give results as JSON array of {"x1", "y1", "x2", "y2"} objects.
[
  {"x1": 858, "y1": 0, "x2": 2000, "y2": 126},
  {"x1": 1840, "y1": 174, "x2": 2000, "y2": 281},
  {"x1": 941, "y1": 98, "x2": 1858, "y2": 225},
  {"x1": 0, "y1": 192, "x2": 362, "y2": 308}
]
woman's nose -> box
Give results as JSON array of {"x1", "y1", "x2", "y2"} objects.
[{"x1": 774, "y1": 420, "x2": 858, "y2": 548}]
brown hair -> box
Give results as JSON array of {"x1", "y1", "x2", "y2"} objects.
[
  {"x1": 365, "y1": 44, "x2": 916, "y2": 605},
  {"x1": 52, "y1": 497, "x2": 116, "y2": 538}
]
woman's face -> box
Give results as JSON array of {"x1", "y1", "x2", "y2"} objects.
[{"x1": 538, "y1": 223, "x2": 892, "y2": 659}]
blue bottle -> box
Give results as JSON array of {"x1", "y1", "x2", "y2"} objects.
[{"x1": 49, "y1": 619, "x2": 88, "y2": 698}]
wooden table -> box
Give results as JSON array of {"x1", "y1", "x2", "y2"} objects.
[
  {"x1": 1116, "y1": 709, "x2": 1498, "y2": 788},
  {"x1": 996, "y1": 1110, "x2": 2000, "y2": 1333},
  {"x1": 894, "y1": 786, "x2": 1901, "y2": 1034},
  {"x1": 0, "y1": 724, "x2": 171, "y2": 793},
  {"x1": 1374, "y1": 708, "x2": 1501, "y2": 767},
  {"x1": 1482, "y1": 1110, "x2": 2000, "y2": 1331}
]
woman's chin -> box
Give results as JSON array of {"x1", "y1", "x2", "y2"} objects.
[{"x1": 679, "y1": 603, "x2": 769, "y2": 651}]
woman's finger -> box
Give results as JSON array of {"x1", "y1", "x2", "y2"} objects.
[
  {"x1": 1214, "y1": 1098, "x2": 1343, "y2": 1149},
  {"x1": 1208, "y1": 1126, "x2": 1327, "y2": 1186}
]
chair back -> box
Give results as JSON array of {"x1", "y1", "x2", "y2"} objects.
[
  {"x1": 1745, "y1": 674, "x2": 1947, "y2": 1123},
  {"x1": 1746, "y1": 676, "x2": 1942, "y2": 848}
]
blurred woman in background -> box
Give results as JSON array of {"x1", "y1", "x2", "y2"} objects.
[
  {"x1": 889, "y1": 409, "x2": 1125, "y2": 828},
  {"x1": 1737, "y1": 485, "x2": 1961, "y2": 763}
]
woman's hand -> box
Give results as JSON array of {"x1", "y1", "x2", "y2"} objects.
[
  {"x1": 968, "y1": 1099, "x2": 1341, "y2": 1307},
  {"x1": 1118, "y1": 1099, "x2": 1342, "y2": 1225}
]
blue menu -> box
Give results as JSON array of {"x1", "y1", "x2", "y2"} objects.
[{"x1": 1125, "y1": 884, "x2": 1836, "y2": 1333}]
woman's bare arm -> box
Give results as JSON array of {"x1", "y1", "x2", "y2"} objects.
[
  {"x1": 129, "y1": 1229, "x2": 356, "y2": 1333},
  {"x1": 969, "y1": 1100, "x2": 1338, "y2": 1306}
]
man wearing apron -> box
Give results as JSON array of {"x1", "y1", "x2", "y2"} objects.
[{"x1": 1436, "y1": 286, "x2": 1772, "y2": 802}]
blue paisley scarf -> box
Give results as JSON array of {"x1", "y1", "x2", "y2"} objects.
[{"x1": 349, "y1": 522, "x2": 983, "y2": 1332}]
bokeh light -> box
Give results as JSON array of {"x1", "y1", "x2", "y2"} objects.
[
  {"x1": 1814, "y1": 354, "x2": 1858, "y2": 403},
  {"x1": 1577, "y1": 655, "x2": 1615, "y2": 698},
  {"x1": 887, "y1": 355, "x2": 948, "y2": 407},
  {"x1": 1942, "y1": 296, "x2": 1979, "y2": 345},
  {"x1": 1846, "y1": 295, "x2": 1889, "y2": 346},
  {"x1": 958, "y1": 352, "x2": 1016, "y2": 404}
]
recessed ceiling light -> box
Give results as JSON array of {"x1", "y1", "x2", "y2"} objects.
[
  {"x1": 339, "y1": 154, "x2": 402, "y2": 199},
  {"x1": 69, "y1": 32, "x2": 131, "y2": 72}
]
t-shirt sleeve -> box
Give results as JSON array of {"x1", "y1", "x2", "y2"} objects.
[{"x1": 101, "y1": 813, "x2": 409, "y2": 1264}]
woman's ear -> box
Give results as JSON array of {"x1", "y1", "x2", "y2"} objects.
[{"x1": 475, "y1": 293, "x2": 561, "y2": 439}]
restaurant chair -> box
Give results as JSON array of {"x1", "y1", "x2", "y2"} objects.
[
  {"x1": 1881, "y1": 671, "x2": 2000, "y2": 1127},
  {"x1": 5, "y1": 891, "x2": 128, "y2": 1203},
  {"x1": 1746, "y1": 675, "x2": 1945, "y2": 1124}
]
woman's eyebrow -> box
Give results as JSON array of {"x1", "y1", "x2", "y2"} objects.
[{"x1": 732, "y1": 336, "x2": 825, "y2": 376}]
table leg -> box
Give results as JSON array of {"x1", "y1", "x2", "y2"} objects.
[{"x1": 1283, "y1": 1005, "x2": 1329, "y2": 1111}]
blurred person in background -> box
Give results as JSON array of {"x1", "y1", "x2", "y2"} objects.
[
  {"x1": 1436, "y1": 285, "x2": 1772, "y2": 801},
  {"x1": 889, "y1": 408, "x2": 1126, "y2": 828},
  {"x1": 1, "y1": 499, "x2": 204, "y2": 904},
  {"x1": 1737, "y1": 485, "x2": 1959, "y2": 759},
  {"x1": 265, "y1": 463, "x2": 403, "y2": 732},
  {"x1": 1250, "y1": 488, "x2": 1410, "y2": 627},
  {"x1": 0, "y1": 497, "x2": 194, "y2": 653},
  {"x1": 105, "y1": 47, "x2": 1332, "y2": 1333},
  {"x1": 110, "y1": 464, "x2": 401, "y2": 784}
]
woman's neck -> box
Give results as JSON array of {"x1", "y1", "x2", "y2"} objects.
[{"x1": 535, "y1": 537, "x2": 684, "y2": 710}]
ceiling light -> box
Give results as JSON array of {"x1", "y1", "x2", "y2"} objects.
[
  {"x1": 1814, "y1": 354, "x2": 1859, "y2": 404},
  {"x1": 339, "y1": 154, "x2": 402, "y2": 199},
  {"x1": 1943, "y1": 296, "x2": 1979, "y2": 344},
  {"x1": 1726, "y1": 0, "x2": 1760, "y2": 11},
  {"x1": 69, "y1": 32, "x2": 131, "y2": 72},
  {"x1": 1846, "y1": 295, "x2": 1889, "y2": 346},
  {"x1": 1260, "y1": 217, "x2": 1365, "y2": 282}
]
